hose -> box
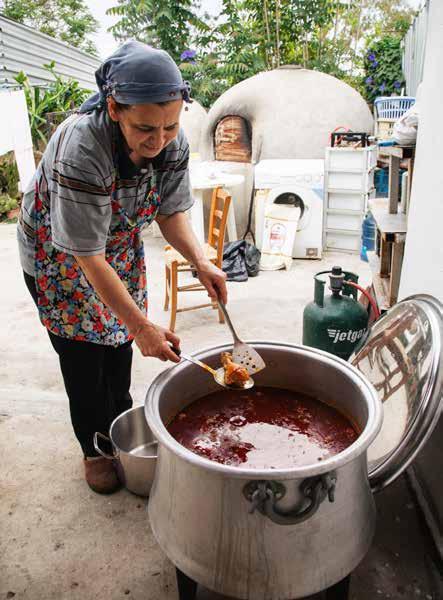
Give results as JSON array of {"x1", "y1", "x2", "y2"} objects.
[
  {"x1": 329, "y1": 126, "x2": 351, "y2": 146},
  {"x1": 346, "y1": 280, "x2": 381, "y2": 320},
  {"x1": 242, "y1": 140, "x2": 263, "y2": 242}
]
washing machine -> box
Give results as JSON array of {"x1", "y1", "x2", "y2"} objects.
[{"x1": 254, "y1": 159, "x2": 325, "y2": 259}]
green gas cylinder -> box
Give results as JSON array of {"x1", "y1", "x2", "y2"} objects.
[{"x1": 303, "y1": 266, "x2": 369, "y2": 360}]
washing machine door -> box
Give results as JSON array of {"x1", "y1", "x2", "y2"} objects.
[
  {"x1": 260, "y1": 185, "x2": 324, "y2": 259},
  {"x1": 266, "y1": 185, "x2": 315, "y2": 231}
]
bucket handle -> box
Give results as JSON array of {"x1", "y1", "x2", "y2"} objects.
[
  {"x1": 243, "y1": 473, "x2": 336, "y2": 526},
  {"x1": 93, "y1": 432, "x2": 115, "y2": 460}
]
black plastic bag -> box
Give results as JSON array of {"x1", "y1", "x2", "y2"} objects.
[
  {"x1": 222, "y1": 240, "x2": 261, "y2": 282},
  {"x1": 245, "y1": 242, "x2": 261, "y2": 277}
]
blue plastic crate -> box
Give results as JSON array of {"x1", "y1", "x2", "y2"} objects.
[
  {"x1": 374, "y1": 96, "x2": 415, "y2": 120},
  {"x1": 374, "y1": 168, "x2": 406, "y2": 198}
]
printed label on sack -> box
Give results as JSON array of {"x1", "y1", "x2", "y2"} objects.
[{"x1": 327, "y1": 328, "x2": 366, "y2": 344}]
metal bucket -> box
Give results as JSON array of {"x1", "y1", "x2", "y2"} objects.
[{"x1": 94, "y1": 406, "x2": 157, "y2": 496}]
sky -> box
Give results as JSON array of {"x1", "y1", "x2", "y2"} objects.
[
  {"x1": 85, "y1": 0, "x2": 223, "y2": 59},
  {"x1": 85, "y1": 0, "x2": 422, "y2": 60}
]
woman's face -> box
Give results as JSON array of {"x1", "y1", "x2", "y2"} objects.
[{"x1": 108, "y1": 98, "x2": 183, "y2": 162}]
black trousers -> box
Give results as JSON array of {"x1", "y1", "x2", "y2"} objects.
[{"x1": 24, "y1": 271, "x2": 133, "y2": 457}]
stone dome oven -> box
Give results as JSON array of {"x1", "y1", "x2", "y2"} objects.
[
  {"x1": 180, "y1": 99, "x2": 208, "y2": 153},
  {"x1": 196, "y1": 67, "x2": 373, "y2": 239},
  {"x1": 200, "y1": 66, "x2": 374, "y2": 162}
]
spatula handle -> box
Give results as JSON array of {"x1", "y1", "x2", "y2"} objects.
[
  {"x1": 218, "y1": 300, "x2": 241, "y2": 343},
  {"x1": 180, "y1": 352, "x2": 218, "y2": 377}
]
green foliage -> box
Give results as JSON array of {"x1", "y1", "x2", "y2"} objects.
[
  {"x1": 186, "y1": 0, "x2": 413, "y2": 107},
  {"x1": 178, "y1": 3, "x2": 268, "y2": 107},
  {"x1": 0, "y1": 154, "x2": 20, "y2": 222},
  {"x1": 107, "y1": 0, "x2": 207, "y2": 63},
  {"x1": 181, "y1": 0, "x2": 350, "y2": 107},
  {"x1": 255, "y1": 0, "x2": 336, "y2": 69},
  {"x1": 179, "y1": 58, "x2": 228, "y2": 109},
  {"x1": 370, "y1": 0, "x2": 416, "y2": 40},
  {"x1": 363, "y1": 37, "x2": 405, "y2": 103},
  {"x1": 105, "y1": 0, "x2": 415, "y2": 108},
  {"x1": 2, "y1": 0, "x2": 98, "y2": 55},
  {"x1": 0, "y1": 195, "x2": 19, "y2": 217},
  {"x1": 15, "y1": 63, "x2": 90, "y2": 148},
  {"x1": 0, "y1": 153, "x2": 20, "y2": 200}
]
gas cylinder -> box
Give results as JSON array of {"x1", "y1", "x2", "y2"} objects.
[{"x1": 303, "y1": 266, "x2": 369, "y2": 360}]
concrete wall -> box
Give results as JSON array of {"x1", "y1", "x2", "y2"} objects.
[
  {"x1": 399, "y1": 0, "x2": 443, "y2": 562},
  {"x1": 399, "y1": 0, "x2": 443, "y2": 301}
]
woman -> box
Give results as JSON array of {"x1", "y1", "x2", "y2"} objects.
[{"x1": 17, "y1": 41, "x2": 227, "y2": 494}]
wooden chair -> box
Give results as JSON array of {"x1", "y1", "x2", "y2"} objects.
[{"x1": 164, "y1": 187, "x2": 231, "y2": 332}]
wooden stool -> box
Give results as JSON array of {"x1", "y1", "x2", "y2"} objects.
[{"x1": 164, "y1": 187, "x2": 231, "y2": 332}]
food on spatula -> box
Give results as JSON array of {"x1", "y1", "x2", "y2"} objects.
[{"x1": 221, "y1": 352, "x2": 250, "y2": 386}]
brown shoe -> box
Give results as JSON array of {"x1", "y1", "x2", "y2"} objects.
[{"x1": 83, "y1": 458, "x2": 121, "y2": 494}]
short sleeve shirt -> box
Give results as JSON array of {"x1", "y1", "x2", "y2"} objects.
[{"x1": 17, "y1": 109, "x2": 193, "y2": 275}]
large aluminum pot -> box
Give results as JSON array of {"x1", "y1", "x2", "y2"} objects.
[
  {"x1": 94, "y1": 406, "x2": 157, "y2": 496},
  {"x1": 145, "y1": 342, "x2": 383, "y2": 599}
]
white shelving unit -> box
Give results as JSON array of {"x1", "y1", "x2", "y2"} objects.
[{"x1": 323, "y1": 146, "x2": 377, "y2": 253}]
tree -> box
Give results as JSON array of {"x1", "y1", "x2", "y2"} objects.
[
  {"x1": 107, "y1": 0, "x2": 207, "y2": 63},
  {"x1": 106, "y1": 0, "x2": 415, "y2": 107},
  {"x1": 178, "y1": 1, "x2": 267, "y2": 107},
  {"x1": 325, "y1": 0, "x2": 415, "y2": 76},
  {"x1": 2, "y1": 0, "x2": 98, "y2": 55}
]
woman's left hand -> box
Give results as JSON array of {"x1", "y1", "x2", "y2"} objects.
[{"x1": 196, "y1": 259, "x2": 228, "y2": 304}]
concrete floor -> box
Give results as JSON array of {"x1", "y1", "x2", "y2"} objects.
[{"x1": 0, "y1": 223, "x2": 442, "y2": 600}]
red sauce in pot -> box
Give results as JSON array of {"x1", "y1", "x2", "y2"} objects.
[{"x1": 167, "y1": 387, "x2": 359, "y2": 469}]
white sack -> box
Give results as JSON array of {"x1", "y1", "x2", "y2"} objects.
[
  {"x1": 393, "y1": 87, "x2": 421, "y2": 146},
  {"x1": 260, "y1": 204, "x2": 301, "y2": 271}
]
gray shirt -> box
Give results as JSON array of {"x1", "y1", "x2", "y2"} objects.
[{"x1": 17, "y1": 109, "x2": 193, "y2": 275}]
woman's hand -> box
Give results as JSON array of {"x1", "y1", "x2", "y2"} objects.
[
  {"x1": 196, "y1": 259, "x2": 228, "y2": 304},
  {"x1": 132, "y1": 320, "x2": 181, "y2": 362}
]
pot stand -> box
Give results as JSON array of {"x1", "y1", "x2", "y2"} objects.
[
  {"x1": 175, "y1": 567, "x2": 351, "y2": 600},
  {"x1": 324, "y1": 575, "x2": 351, "y2": 600},
  {"x1": 176, "y1": 568, "x2": 198, "y2": 600}
]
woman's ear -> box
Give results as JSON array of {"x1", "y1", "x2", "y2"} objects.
[{"x1": 107, "y1": 97, "x2": 120, "y2": 122}]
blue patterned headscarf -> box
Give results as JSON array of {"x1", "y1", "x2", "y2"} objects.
[{"x1": 80, "y1": 41, "x2": 191, "y2": 113}]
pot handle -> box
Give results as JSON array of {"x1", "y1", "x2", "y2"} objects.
[
  {"x1": 243, "y1": 473, "x2": 336, "y2": 526},
  {"x1": 93, "y1": 432, "x2": 115, "y2": 460}
]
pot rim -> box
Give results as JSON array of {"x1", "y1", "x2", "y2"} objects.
[{"x1": 145, "y1": 341, "x2": 383, "y2": 479}]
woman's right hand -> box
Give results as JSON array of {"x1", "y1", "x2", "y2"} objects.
[{"x1": 132, "y1": 320, "x2": 181, "y2": 362}]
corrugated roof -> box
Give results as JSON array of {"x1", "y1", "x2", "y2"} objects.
[{"x1": 0, "y1": 14, "x2": 100, "y2": 90}]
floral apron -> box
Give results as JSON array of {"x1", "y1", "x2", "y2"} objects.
[{"x1": 34, "y1": 173, "x2": 161, "y2": 347}]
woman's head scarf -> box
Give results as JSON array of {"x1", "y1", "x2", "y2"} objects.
[{"x1": 80, "y1": 41, "x2": 191, "y2": 113}]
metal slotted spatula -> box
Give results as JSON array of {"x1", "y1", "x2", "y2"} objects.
[
  {"x1": 218, "y1": 301, "x2": 266, "y2": 375},
  {"x1": 170, "y1": 346, "x2": 254, "y2": 390}
]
